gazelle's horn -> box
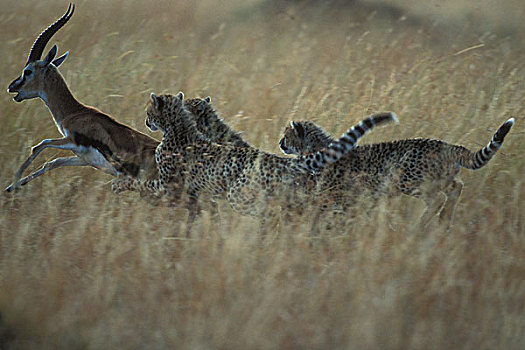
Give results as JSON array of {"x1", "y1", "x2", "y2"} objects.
[{"x1": 27, "y1": 3, "x2": 75, "y2": 65}]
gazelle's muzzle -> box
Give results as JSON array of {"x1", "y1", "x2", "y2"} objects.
[{"x1": 7, "y1": 76, "x2": 24, "y2": 102}]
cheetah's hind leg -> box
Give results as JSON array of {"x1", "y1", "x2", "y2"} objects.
[
  {"x1": 184, "y1": 195, "x2": 200, "y2": 238},
  {"x1": 438, "y1": 178, "x2": 463, "y2": 230},
  {"x1": 416, "y1": 190, "x2": 447, "y2": 230}
]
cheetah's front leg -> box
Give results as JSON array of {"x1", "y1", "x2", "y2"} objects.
[
  {"x1": 111, "y1": 176, "x2": 165, "y2": 196},
  {"x1": 111, "y1": 176, "x2": 139, "y2": 194},
  {"x1": 226, "y1": 179, "x2": 262, "y2": 216}
]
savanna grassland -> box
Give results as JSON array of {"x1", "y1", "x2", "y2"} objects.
[{"x1": 1, "y1": 0, "x2": 524, "y2": 348}]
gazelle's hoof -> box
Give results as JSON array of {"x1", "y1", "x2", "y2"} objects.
[{"x1": 4, "y1": 183, "x2": 19, "y2": 193}]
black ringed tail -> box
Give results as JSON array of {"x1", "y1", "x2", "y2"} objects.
[
  {"x1": 299, "y1": 112, "x2": 399, "y2": 172},
  {"x1": 460, "y1": 118, "x2": 514, "y2": 169}
]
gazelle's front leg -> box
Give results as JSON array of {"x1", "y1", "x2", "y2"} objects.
[
  {"x1": 5, "y1": 156, "x2": 90, "y2": 192},
  {"x1": 6, "y1": 137, "x2": 79, "y2": 191},
  {"x1": 5, "y1": 137, "x2": 84, "y2": 192}
]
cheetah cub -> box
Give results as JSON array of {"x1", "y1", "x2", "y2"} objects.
[
  {"x1": 279, "y1": 118, "x2": 515, "y2": 226},
  {"x1": 185, "y1": 97, "x2": 252, "y2": 148},
  {"x1": 112, "y1": 92, "x2": 398, "y2": 216}
]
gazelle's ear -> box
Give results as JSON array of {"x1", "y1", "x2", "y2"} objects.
[
  {"x1": 52, "y1": 51, "x2": 69, "y2": 67},
  {"x1": 177, "y1": 91, "x2": 184, "y2": 100},
  {"x1": 204, "y1": 96, "x2": 211, "y2": 103},
  {"x1": 291, "y1": 121, "x2": 305, "y2": 139},
  {"x1": 42, "y1": 45, "x2": 58, "y2": 67}
]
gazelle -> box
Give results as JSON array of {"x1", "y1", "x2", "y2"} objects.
[{"x1": 6, "y1": 4, "x2": 159, "y2": 192}]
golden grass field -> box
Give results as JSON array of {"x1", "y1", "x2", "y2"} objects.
[{"x1": 1, "y1": 0, "x2": 524, "y2": 348}]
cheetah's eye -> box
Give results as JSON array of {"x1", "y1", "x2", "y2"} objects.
[{"x1": 24, "y1": 69, "x2": 33, "y2": 76}]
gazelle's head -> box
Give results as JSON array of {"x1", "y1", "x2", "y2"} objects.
[{"x1": 8, "y1": 4, "x2": 74, "y2": 103}]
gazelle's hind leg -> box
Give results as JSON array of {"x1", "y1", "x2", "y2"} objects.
[{"x1": 439, "y1": 179, "x2": 463, "y2": 229}]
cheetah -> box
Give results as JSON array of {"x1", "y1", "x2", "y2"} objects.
[
  {"x1": 279, "y1": 118, "x2": 515, "y2": 226},
  {"x1": 124, "y1": 96, "x2": 250, "y2": 203},
  {"x1": 112, "y1": 92, "x2": 398, "y2": 218},
  {"x1": 184, "y1": 97, "x2": 252, "y2": 148},
  {"x1": 183, "y1": 96, "x2": 400, "y2": 211}
]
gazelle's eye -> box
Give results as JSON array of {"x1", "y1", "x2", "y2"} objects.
[{"x1": 24, "y1": 69, "x2": 33, "y2": 76}]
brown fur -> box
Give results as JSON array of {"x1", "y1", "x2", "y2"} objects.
[{"x1": 6, "y1": 9, "x2": 159, "y2": 192}]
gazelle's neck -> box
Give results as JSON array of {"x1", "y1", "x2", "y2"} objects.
[{"x1": 42, "y1": 67, "x2": 86, "y2": 127}]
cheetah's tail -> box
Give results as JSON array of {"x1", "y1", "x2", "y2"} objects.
[
  {"x1": 459, "y1": 118, "x2": 514, "y2": 170},
  {"x1": 336, "y1": 112, "x2": 399, "y2": 152},
  {"x1": 302, "y1": 112, "x2": 399, "y2": 171}
]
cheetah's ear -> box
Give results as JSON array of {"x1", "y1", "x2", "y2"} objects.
[
  {"x1": 150, "y1": 93, "x2": 161, "y2": 110},
  {"x1": 204, "y1": 96, "x2": 211, "y2": 103},
  {"x1": 177, "y1": 91, "x2": 184, "y2": 100},
  {"x1": 290, "y1": 121, "x2": 305, "y2": 139}
]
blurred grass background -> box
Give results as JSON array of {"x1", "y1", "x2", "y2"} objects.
[{"x1": 1, "y1": 0, "x2": 524, "y2": 348}]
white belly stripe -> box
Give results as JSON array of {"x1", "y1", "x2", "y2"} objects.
[{"x1": 61, "y1": 127, "x2": 118, "y2": 175}]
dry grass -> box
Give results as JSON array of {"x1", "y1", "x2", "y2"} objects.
[{"x1": 1, "y1": 0, "x2": 524, "y2": 349}]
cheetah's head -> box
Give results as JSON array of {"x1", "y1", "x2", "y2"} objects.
[
  {"x1": 184, "y1": 96, "x2": 213, "y2": 126},
  {"x1": 280, "y1": 120, "x2": 334, "y2": 156},
  {"x1": 279, "y1": 121, "x2": 310, "y2": 156},
  {"x1": 185, "y1": 96, "x2": 211, "y2": 116},
  {"x1": 146, "y1": 92, "x2": 185, "y2": 133}
]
